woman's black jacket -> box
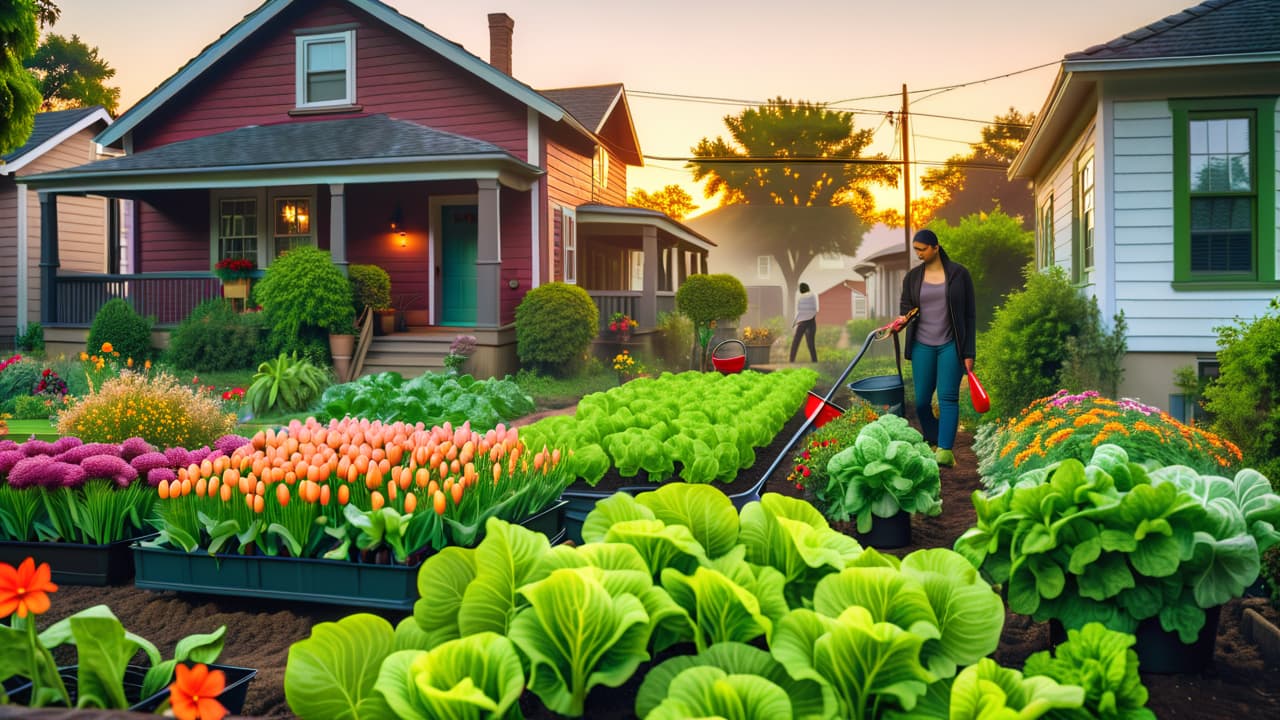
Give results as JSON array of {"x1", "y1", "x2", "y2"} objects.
[{"x1": 898, "y1": 257, "x2": 976, "y2": 363}]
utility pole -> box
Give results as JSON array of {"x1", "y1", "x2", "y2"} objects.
[{"x1": 901, "y1": 83, "x2": 912, "y2": 262}]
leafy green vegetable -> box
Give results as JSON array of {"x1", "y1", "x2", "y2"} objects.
[
  {"x1": 374, "y1": 633, "x2": 525, "y2": 720},
  {"x1": 643, "y1": 666, "x2": 794, "y2": 720},
  {"x1": 824, "y1": 415, "x2": 942, "y2": 532},
  {"x1": 319, "y1": 370, "x2": 534, "y2": 432},
  {"x1": 1023, "y1": 623, "x2": 1155, "y2": 720},
  {"x1": 284, "y1": 614, "x2": 396, "y2": 720}
]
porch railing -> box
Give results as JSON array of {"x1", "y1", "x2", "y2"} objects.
[
  {"x1": 50, "y1": 273, "x2": 224, "y2": 326},
  {"x1": 587, "y1": 290, "x2": 679, "y2": 331}
]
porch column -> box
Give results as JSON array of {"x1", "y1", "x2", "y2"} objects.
[
  {"x1": 476, "y1": 179, "x2": 501, "y2": 327},
  {"x1": 329, "y1": 183, "x2": 348, "y2": 276},
  {"x1": 38, "y1": 192, "x2": 59, "y2": 324},
  {"x1": 678, "y1": 249, "x2": 688, "y2": 284},
  {"x1": 639, "y1": 226, "x2": 658, "y2": 329}
]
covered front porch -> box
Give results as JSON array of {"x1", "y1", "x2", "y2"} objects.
[{"x1": 574, "y1": 203, "x2": 713, "y2": 332}]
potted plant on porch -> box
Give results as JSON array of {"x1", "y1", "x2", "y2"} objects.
[
  {"x1": 212, "y1": 257, "x2": 256, "y2": 308},
  {"x1": 348, "y1": 264, "x2": 395, "y2": 336}
]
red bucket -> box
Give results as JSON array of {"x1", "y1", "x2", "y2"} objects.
[
  {"x1": 711, "y1": 354, "x2": 746, "y2": 374},
  {"x1": 804, "y1": 392, "x2": 845, "y2": 428}
]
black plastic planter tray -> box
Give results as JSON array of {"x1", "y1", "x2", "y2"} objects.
[
  {"x1": 0, "y1": 533, "x2": 157, "y2": 586},
  {"x1": 132, "y1": 501, "x2": 570, "y2": 611},
  {"x1": 5, "y1": 663, "x2": 256, "y2": 713}
]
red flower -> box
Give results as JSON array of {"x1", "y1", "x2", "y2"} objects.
[
  {"x1": 801, "y1": 451, "x2": 811, "y2": 460},
  {"x1": 801, "y1": 466, "x2": 811, "y2": 477},
  {"x1": 42, "y1": 368, "x2": 51, "y2": 377},
  {"x1": 169, "y1": 663, "x2": 227, "y2": 720},
  {"x1": 0, "y1": 557, "x2": 58, "y2": 618}
]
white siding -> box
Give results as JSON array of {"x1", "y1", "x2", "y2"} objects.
[{"x1": 1108, "y1": 99, "x2": 1280, "y2": 353}]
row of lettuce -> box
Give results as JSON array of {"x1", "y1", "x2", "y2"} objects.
[{"x1": 282, "y1": 485, "x2": 1156, "y2": 720}]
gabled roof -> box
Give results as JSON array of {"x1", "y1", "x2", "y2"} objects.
[
  {"x1": 539, "y1": 84, "x2": 624, "y2": 134},
  {"x1": 1011, "y1": 0, "x2": 1280, "y2": 180},
  {"x1": 26, "y1": 114, "x2": 542, "y2": 193},
  {"x1": 539, "y1": 83, "x2": 643, "y2": 166},
  {"x1": 1, "y1": 106, "x2": 112, "y2": 175},
  {"x1": 96, "y1": 0, "x2": 566, "y2": 148},
  {"x1": 1067, "y1": 0, "x2": 1280, "y2": 63}
]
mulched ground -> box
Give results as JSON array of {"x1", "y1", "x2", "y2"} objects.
[{"x1": 39, "y1": 412, "x2": 1280, "y2": 719}]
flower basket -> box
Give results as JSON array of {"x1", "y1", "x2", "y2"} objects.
[{"x1": 212, "y1": 257, "x2": 256, "y2": 282}]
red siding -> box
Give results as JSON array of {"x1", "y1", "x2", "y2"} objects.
[
  {"x1": 544, "y1": 123, "x2": 596, "y2": 208},
  {"x1": 133, "y1": 0, "x2": 528, "y2": 158},
  {"x1": 135, "y1": 191, "x2": 210, "y2": 272},
  {"x1": 498, "y1": 189, "x2": 530, "y2": 323}
]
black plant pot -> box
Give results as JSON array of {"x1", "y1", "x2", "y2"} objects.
[
  {"x1": 5, "y1": 663, "x2": 256, "y2": 713},
  {"x1": 853, "y1": 510, "x2": 912, "y2": 549},
  {"x1": 1049, "y1": 606, "x2": 1221, "y2": 674}
]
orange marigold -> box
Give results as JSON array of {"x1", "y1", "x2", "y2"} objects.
[{"x1": 0, "y1": 557, "x2": 57, "y2": 618}]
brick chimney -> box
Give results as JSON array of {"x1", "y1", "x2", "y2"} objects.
[{"x1": 488, "y1": 13, "x2": 514, "y2": 75}]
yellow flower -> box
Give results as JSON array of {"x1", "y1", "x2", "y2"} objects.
[{"x1": 79, "y1": 351, "x2": 88, "y2": 361}]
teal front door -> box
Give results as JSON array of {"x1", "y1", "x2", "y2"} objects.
[{"x1": 440, "y1": 204, "x2": 478, "y2": 325}]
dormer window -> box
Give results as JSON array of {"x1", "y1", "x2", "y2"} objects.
[{"x1": 296, "y1": 30, "x2": 355, "y2": 108}]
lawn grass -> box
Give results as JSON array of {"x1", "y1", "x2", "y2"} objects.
[
  {"x1": 514, "y1": 367, "x2": 618, "y2": 409},
  {"x1": 1, "y1": 418, "x2": 58, "y2": 440}
]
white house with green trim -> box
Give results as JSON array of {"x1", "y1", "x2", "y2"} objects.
[{"x1": 1010, "y1": 0, "x2": 1279, "y2": 410}]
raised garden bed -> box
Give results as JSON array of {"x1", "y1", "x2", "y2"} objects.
[{"x1": 0, "y1": 533, "x2": 155, "y2": 586}]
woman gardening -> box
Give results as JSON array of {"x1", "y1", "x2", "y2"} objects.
[{"x1": 895, "y1": 229, "x2": 976, "y2": 467}]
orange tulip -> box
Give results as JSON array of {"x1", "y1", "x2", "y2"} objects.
[
  {"x1": 0, "y1": 557, "x2": 57, "y2": 618},
  {"x1": 403, "y1": 492, "x2": 417, "y2": 514},
  {"x1": 168, "y1": 663, "x2": 228, "y2": 720}
]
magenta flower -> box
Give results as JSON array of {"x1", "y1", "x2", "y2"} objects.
[
  {"x1": 51, "y1": 436, "x2": 84, "y2": 454},
  {"x1": 81, "y1": 455, "x2": 136, "y2": 484},
  {"x1": 0, "y1": 449, "x2": 25, "y2": 475},
  {"x1": 120, "y1": 437, "x2": 155, "y2": 461},
  {"x1": 21, "y1": 440, "x2": 55, "y2": 458},
  {"x1": 187, "y1": 446, "x2": 212, "y2": 465},
  {"x1": 214, "y1": 434, "x2": 250, "y2": 457},
  {"x1": 163, "y1": 447, "x2": 191, "y2": 467},
  {"x1": 0, "y1": 440, "x2": 17, "y2": 453},
  {"x1": 54, "y1": 443, "x2": 122, "y2": 465},
  {"x1": 147, "y1": 467, "x2": 177, "y2": 487},
  {"x1": 6, "y1": 457, "x2": 49, "y2": 488},
  {"x1": 130, "y1": 452, "x2": 172, "y2": 474}
]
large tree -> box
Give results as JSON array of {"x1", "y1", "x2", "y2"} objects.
[
  {"x1": 25, "y1": 32, "x2": 119, "y2": 113},
  {"x1": 629, "y1": 184, "x2": 697, "y2": 221},
  {"x1": 913, "y1": 108, "x2": 1035, "y2": 228},
  {"x1": 0, "y1": 0, "x2": 41, "y2": 153},
  {"x1": 689, "y1": 97, "x2": 897, "y2": 319}
]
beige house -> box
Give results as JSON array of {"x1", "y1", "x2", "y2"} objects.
[{"x1": 1, "y1": 107, "x2": 115, "y2": 349}]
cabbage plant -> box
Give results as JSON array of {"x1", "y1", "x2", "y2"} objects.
[
  {"x1": 823, "y1": 414, "x2": 943, "y2": 532},
  {"x1": 955, "y1": 443, "x2": 1280, "y2": 642}
]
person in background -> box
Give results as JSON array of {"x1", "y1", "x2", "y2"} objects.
[
  {"x1": 895, "y1": 229, "x2": 976, "y2": 467},
  {"x1": 790, "y1": 282, "x2": 819, "y2": 363}
]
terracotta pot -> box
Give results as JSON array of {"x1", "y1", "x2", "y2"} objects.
[
  {"x1": 329, "y1": 333, "x2": 355, "y2": 381},
  {"x1": 403, "y1": 309, "x2": 429, "y2": 327},
  {"x1": 374, "y1": 309, "x2": 397, "y2": 336}
]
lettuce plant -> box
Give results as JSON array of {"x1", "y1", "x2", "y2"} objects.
[
  {"x1": 883, "y1": 658, "x2": 1086, "y2": 720},
  {"x1": 375, "y1": 633, "x2": 525, "y2": 720},
  {"x1": 955, "y1": 443, "x2": 1280, "y2": 642},
  {"x1": 284, "y1": 613, "x2": 396, "y2": 720},
  {"x1": 1023, "y1": 623, "x2": 1155, "y2": 720},
  {"x1": 643, "y1": 666, "x2": 793, "y2": 720},
  {"x1": 319, "y1": 370, "x2": 534, "y2": 433},
  {"x1": 739, "y1": 493, "x2": 864, "y2": 607},
  {"x1": 823, "y1": 414, "x2": 942, "y2": 532}
]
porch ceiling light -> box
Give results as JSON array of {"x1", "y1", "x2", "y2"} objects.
[{"x1": 390, "y1": 204, "x2": 405, "y2": 235}]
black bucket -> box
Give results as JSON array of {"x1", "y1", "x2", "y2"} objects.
[
  {"x1": 1048, "y1": 605, "x2": 1220, "y2": 674},
  {"x1": 849, "y1": 374, "x2": 905, "y2": 416},
  {"x1": 853, "y1": 510, "x2": 911, "y2": 549}
]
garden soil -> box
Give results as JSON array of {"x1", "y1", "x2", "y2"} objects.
[{"x1": 38, "y1": 417, "x2": 1280, "y2": 720}]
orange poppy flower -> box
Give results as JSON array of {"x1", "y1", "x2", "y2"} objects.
[
  {"x1": 100, "y1": 342, "x2": 113, "y2": 353},
  {"x1": 0, "y1": 557, "x2": 58, "y2": 618},
  {"x1": 169, "y1": 663, "x2": 227, "y2": 720}
]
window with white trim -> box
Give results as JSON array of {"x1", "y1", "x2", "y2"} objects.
[
  {"x1": 1037, "y1": 195, "x2": 1054, "y2": 269},
  {"x1": 1078, "y1": 153, "x2": 1095, "y2": 272},
  {"x1": 562, "y1": 207, "x2": 577, "y2": 284},
  {"x1": 594, "y1": 146, "x2": 609, "y2": 190},
  {"x1": 218, "y1": 198, "x2": 258, "y2": 262},
  {"x1": 757, "y1": 255, "x2": 771, "y2": 279},
  {"x1": 273, "y1": 197, "x2": 314, "y2": 257},
  {"x1": 296, "y1": 31, "x2": 355, "y2": 108}
]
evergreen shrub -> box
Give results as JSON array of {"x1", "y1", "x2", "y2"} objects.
[
  {"x1": 252, "y1": 246, "x2": 355, "y2": 364},
  {"x1": 674, "y1": 273, "x2": 748, "y2": 325},
  {"x1": 514, "y1": 282, "x2": 598, "y2": 376},
  {"x1": 165, "y1": 299, "x2": 261, "y2": 372},
  {"x1": 0, "y1": 357, "x2": 40, "y2": 412},
  {"x1": 348, "y1": 264, "x2": 392, "y2": 314},
  {"x1": 980, "y1": 265, "x2": 1098, "y2": 419},
  {"x1": 87, "y1": 298, "x2": 154, "y2": 363},
  {"x1": 1203, "y1": 297, "x2": 1280, "y2": 486}
]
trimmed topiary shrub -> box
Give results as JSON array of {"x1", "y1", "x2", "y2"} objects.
[
  {"x1": 165, "y1": 298, "x2": 261, "y2": 372},
  {"x1": 515, "y1": 282, "x2": 598, "y2": 376},
  {"x1": 348, "y1": 263, "x2": 392, "y2": 315},
  {"x1": 86, "y1": 298, "x2": 154, "y2": 363},
  {"x1": 675, "y1": 273, "x2": 748, "y2": 326},
  {"x1": 252, "y1": 246, "x2": 355, "y2": 364}
]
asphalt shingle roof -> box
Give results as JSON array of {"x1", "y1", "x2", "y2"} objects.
[
  {"x1": 1067, "y1": 0, "x2": 1280, "y2": 61},
  {"x1": 2, "y1": 106, "x2": 105, "y2": 164},
  {"x1": 45, "y1": 114, "x2": 512, "y2": 176},
  {"x1": 539, "y1": 84, "x2": 623, "y2": 132}
]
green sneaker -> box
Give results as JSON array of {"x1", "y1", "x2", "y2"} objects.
[{"x1": 935, "y1": 448, "x2": 955, "y2": 467}]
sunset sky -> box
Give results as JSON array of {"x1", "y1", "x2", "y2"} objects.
[{"x1": 52, "y1": 0, "x2": 1198, "y2": 216}]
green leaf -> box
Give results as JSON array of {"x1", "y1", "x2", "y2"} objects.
[
  {"x1": 70, "y1": 616, "x2": 137, "y2": 709},
  {"x1": 458, "y1": 518, "x2": 553, "y2": 637},
  {"x1": 645, "y1": 666, "x2": 794, "y2": 720},
  {"x1": 636, "y1": 482, "x2": 741, "y2": 559},
  {"x1": 284, "y1": 614, "x2": 395, "y2": 720},
  {"x1": 948, "y1": 658, "x2": 1084, "y2": 720},
  {"x1": 661, "y1": 566, "x2": 772, "y2": 651},
  {"x1": 582, "y1": 491, "x2": 656, "y2": 544},
  {"x1": 374, "y1": 634, "x2": 525, "y2": 720},
  {"x1": 508, "y1": 567, "x2": 653, "y2": 717}
]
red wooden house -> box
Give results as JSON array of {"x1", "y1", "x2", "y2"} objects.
[{"x1": 25, "y1": 0, "x2": 711, "y2": 377}]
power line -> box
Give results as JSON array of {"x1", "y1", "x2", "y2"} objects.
[
  {"x1": 641, "y1": 154, "x2": 1010, "y2": 170},
  {"x1": 828, "y1": 60, "x2": 1061, "y2": 104}
]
